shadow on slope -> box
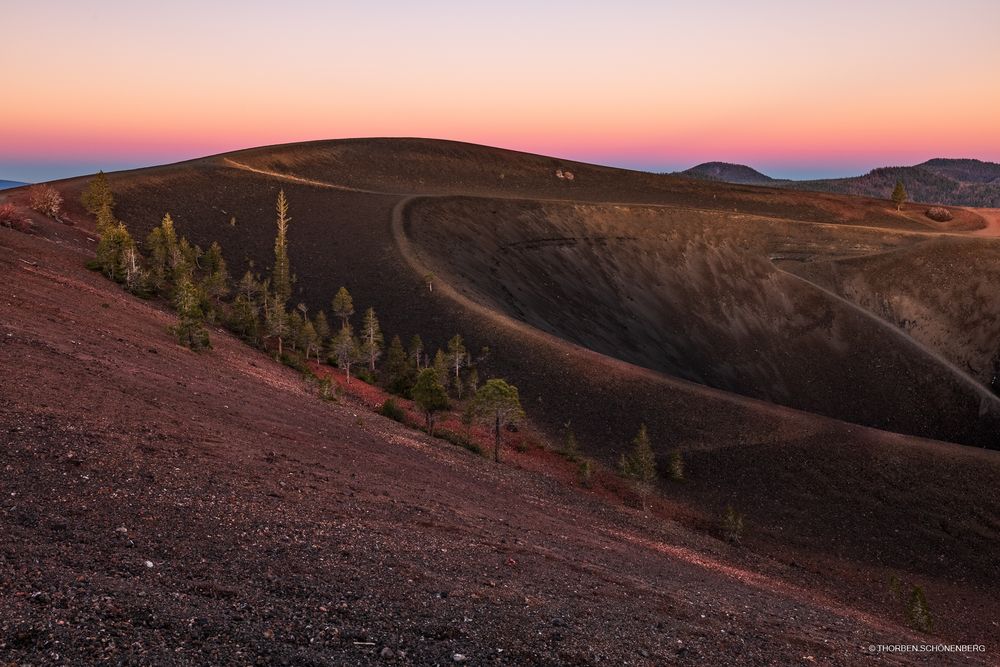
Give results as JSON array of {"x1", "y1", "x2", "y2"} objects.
[
  {"x1": 405, "y1": 196, "x2": 1000, "y2": 449},
  {"x1": 788, "y1": 235, "x2": 1000, "y2": 390}
]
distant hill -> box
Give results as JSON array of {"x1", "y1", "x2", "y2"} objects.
[
  {"x1": 920, "y1": 158, "x2": 1000, "y2": 184},
  {"x1": 680, "y1": 162, "x2": 783, "y2": 186},
  {"x1": 0, "y1": 180, "x2": 28, "y2": 190},
  {"x1": 791, "y1": 159, "x2": 1000, "y2": 207},
  {"x1": 680, "y1": 158, "x2": 1000, "y2": 207}
]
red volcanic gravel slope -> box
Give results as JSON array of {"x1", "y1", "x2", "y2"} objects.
[{"x1": 2, "y1": 149, "x2": 999, "y2": 664}]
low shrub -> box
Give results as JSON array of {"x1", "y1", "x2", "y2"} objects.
[
  {"x1": 280, "y1": 353, "x2": 309, "y2": 374},
  {"x1": 722, "y1": 506, "x2": 745, "y2": 545},
  {"x1": 561, "y1": 428, "x2": 580, "y2": 461},
  {"x1": 669, "y1": 449, "x2": 685, "y2": 481},
  {"x1": 317, "y1": 377, "x2": 336, "y2": 401},
  {"x1": 925, "y1": 207, "x2": 953, "y2": 222},
  {"x1": 0, "y1": 203, "x2": 17, "y2": 224},
  {"x1": 355, "y1": 369, "x2": 377, "y2": 385},
  {"x1": 437, "y1": 429, "x2": 483, "y2": 456},
  {"x1": 386, "y1": 377, "x2": 414, "y2": 398},
  {"x1": 378, "y1": 397, "x2": 406, "y2": 422},
  {"x1": 907, "y1": 586, "x2": 933, "y2": 632},
  {"x1": 169, "y1": 320, "x2": 211, "y2": 352},
  {"x1": 0, "y1": 204, "x2": 33, "y2": 234},
  {"x1": 27, "y1": 184, "x2": 63, "y2": 218}
]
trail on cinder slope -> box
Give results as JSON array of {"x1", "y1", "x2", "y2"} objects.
[
  {"x1": 214, "y1": 140, "x2": 1000, "y2": 448},
  {"x1": 403, "y1": 195, "x2": 1000, "y2": 448}
]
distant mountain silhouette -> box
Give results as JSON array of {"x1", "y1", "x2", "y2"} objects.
[
  {"x1": 680, "y1": 158, "x2": 1000, "y2": 207},
  {"x1": 919, "y1": 158, "x2": 1000, "y2": 184},
  {"x1": 680, "y1": 162, "x2": 783, "y2": 186},
  {"x1": 0, "y1": 180, "x2": 28, "y2": 190}
]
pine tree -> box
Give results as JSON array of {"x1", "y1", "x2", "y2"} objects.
[
  {"x1": 447, "y1": 334, "x2": 467, "y2": 393},
  {"x1": 409, "y1": 334, "x2": 424, "y2": 370},
  {"x1": 81, "y1": 171, "x2": 114, "y2": 215},
  {"x1": 232, "y1": 271, "x2": 262, "y2": 343},
  {"x1": 301, "y1": 319, "x2": 321, "y2": 361},
  {"x1": 332, "y1": 287, "x2": 354, "y2": 328},
  {"x1": 122, "y1": 242, "x2": 145, "y2": 293},
  {"x1": 618, "y1": 424, "x2": 658, "y2": 510},
  {"x1": 201, "y1": 241, "x2": 230, "y2": 304},
  {"x1": 471, "y1": 379, "x2": 524, "y2": 463},
  {"x1": 287, "y1": 310, "x2": 305, "y2": 353},
  {"x1": 238, "y1": 270, "x2": 260, "y2": 300},
  {"x1": 412, "y1": 368, "x2": 449, "y2": 435},
  {"x1": 432, "y1": 349, "x2": 449, "y2": 389},
  {"x1": 171, "y1": 272, "x2": 211, "y2": 350},
  {"x1": 264, "y1": 293, "x2": 290, "y2": 357},
  {"x1": 259, "y1": 276, "x2": 272, "y2": 321},
  {"x1": 892, "y1": 179, "x2": 907, "y2": 211},
  {"x1": 332, "y1": 324, "x2": 362, "y2": 383},
  {"x1": 461, "y1": 401, "x2": 476, "y2": 441},
  {"x1": 95, "y1": 222, "x2": 134, "y2": 283},
  {"x1": 384, "y1": 334, "x2": 412, "y2": 394},
  {"x1": 96, "y1": 221, "x2": 144, "y2": 292},
  {"x1": 271, "y1": 190, "x2": 293, "y2": 303},
  {"x1": 146, "y1": 213, "x2": 180, "y2": 294},
  {"x1": 467, "y1": 367, "x2": 479, "y2": 395},
  {"x1": 360, "y1": 307, "x2": 384, "y2": 371},
  {"x1": 95, "y1": 202, "x2": 116, "y2": 236},
  {"x1": 313, "y1": 310, "x2": 331, "y2": 351},
  {"x1": 176, "y1": 237, "x2": 203, "y2": 286}
]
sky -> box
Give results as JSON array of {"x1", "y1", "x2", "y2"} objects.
[{"x1": 2, "y1": 0, "x2": 999, "y2": 182}]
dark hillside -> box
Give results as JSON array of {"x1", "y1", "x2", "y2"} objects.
[
  {"x1": 79, "y1": 139, "x2": 996, "y2": 450},
  {"x1": 680, "y1": 162, "x2": 780, "y2": 185}
]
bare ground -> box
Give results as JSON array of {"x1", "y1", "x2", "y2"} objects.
[
  {"x1": 0, "y1": 213, "x2": 962, "y2": 666},
  {"x1": 2, "y1": 140, "x2": 1000, "y2": 664}
]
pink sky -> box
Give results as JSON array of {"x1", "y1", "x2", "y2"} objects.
[{"x1": 2, "y1": 1, "x2": 999, "y2": 181}]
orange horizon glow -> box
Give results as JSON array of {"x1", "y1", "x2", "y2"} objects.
[{"x1": 3, "y1": 1, "x2": 999, "y2": 181}]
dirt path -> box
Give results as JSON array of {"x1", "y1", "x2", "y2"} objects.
[
  {"x1": 774, "y1": 265, "x2": 1000, "y2": 409},
  {"x1": 967, "y1": 207, "x2": 1000, "y2": 237},
  {"x1": 229, "y1": 157, "x2": 1000, "y2": 428},
  {"x1": 222, "y1": 157, "x2": 959, "y2": 239},
  {"x1": 222, "y1": 158, "x2": 390, "y2": 195},
  {"x1": 607, "y1": 529, "x2": 930, "y2": 643}
]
